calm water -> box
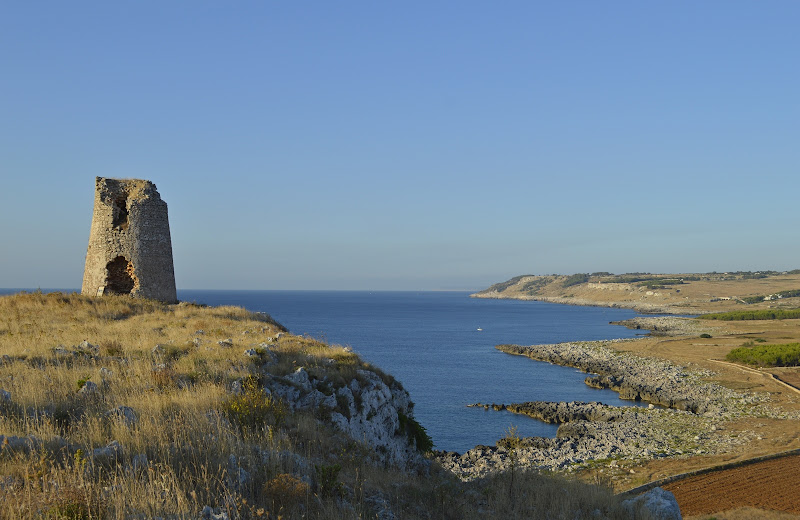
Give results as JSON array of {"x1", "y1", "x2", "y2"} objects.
[
  {"x1": 1, "y1": 288, "x2": 646, "y2": 452},
  {"x1": 179, "y1": 290, "x2": 646, "y2": 453}
]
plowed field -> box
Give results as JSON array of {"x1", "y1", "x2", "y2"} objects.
[{"x1": 662, "y1": 454, "x2": 800, "y2": 516}]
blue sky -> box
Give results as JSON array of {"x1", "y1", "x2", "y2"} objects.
[{"x1": 2, "y1": 2, "x2": 799, "y2": 290}]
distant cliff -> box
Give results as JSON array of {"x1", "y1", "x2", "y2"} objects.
[{"x1": 472, "y1": 271, "x2": 800, "y2": 314}]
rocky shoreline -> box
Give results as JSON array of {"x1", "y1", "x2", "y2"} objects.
[
  {"x1": 435, "y1": 340, "x2": 799, "y2": 481},
  {"x1": 436, "y1": 401, "x2": 732, "y2": 479},
  {"x1": 610, "y1": 316, "x2": 724, "y2": 337},
  {"x1": 496, "y1": 340, "x2": 762, "y2": 415}
]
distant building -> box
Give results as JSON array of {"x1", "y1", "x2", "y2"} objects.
[{"x1": 81, "y1": 177, "x2": 177, "y2": 303}]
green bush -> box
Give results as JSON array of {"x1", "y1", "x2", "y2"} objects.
[
  {"x1": 698, "y1": 309, "x2": 800, "y2": 321},
  {"x1": 562, "y1": 273, "x2": 589, "y2": 288},
  {"x1": 726, "y1": 343, "x2": 800, "y2": 367},
  {"x1": 637, "y1": 279, "x2": 684, "y2": 290},
  {"x1": 397, "y1": 411, "x2": 434, "y2": 452},
  {"x1": 606, "y1": 275, "x2": 655, "y2": 284},
  {"x1": 224, "y1": 385, "x2": 286, "y2": 431},
  {"x1": 315, "y1": 463, "x2": 344, "y2": 498}
]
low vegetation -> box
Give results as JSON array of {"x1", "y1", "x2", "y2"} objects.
[
  {"x1": 562, "y1": 273, "x2": 590, "y2": 288},
  {"x1": 726, "y1": 343, "x2": 800, "y2": 367},
  {"x1": 741, "y1": 289, "x2": 800, "y2": 305},
  {"x1": 0, "y1": 291, "x2": 653, "y2": 519},
  {"x1": 483, "y1": 274, "x2": 533, "y2": 294},
  {"x1": 698, "y1": 309, "x2": 800, "y2": 321}
]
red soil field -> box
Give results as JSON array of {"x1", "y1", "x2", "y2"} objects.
[{"x1": 662, "y1": 454, "x2": 800, "y2": 516}]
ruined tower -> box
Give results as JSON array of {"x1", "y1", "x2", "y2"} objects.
[{"x1": 81, "y1": 177, "x2": 178, "y2": 303}]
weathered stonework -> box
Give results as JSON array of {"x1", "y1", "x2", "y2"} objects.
[{"x1": 81, "y1": 177, "x2": 177, "y2": 303}]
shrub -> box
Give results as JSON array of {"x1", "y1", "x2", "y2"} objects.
[
  {"x1": 315, "y1": 463, "x2": 344, "y2": 498},
  {"x1": 225, "y1": 387, "x2": 287, "y2": 432},
  {"x1": 726, "y1": 343, "x2": 800, "y2": 367},
  {"x1": 637, "y1": 279, "x2": 684, "y2": 290},
  {"x1": 101, "y1": 340, "x2": 124, "y2": 356},
  {"x1": 263, "y1": 473, "x2": 309, "y2": 511},
  {"x1": 75, "y1": 376, "x2": 91, "y2": 391},
  {"x1": 562, "y1": 273, "x2": 589, "y2": 288},
  {"x1": 150, "y1": 367, "x2": 178, "y2": 389},
  {"x1": 397, "y1": 411, "x2": 433, "y2": 452},
  {"x1": 698, "y1": 309, "x2": 800, "y2": 321}
]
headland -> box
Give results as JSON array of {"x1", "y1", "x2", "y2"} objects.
[
  {"x1": 471, "y1": 270, "x2": 800, "y2": 314},
  {"x1": 454, "y1": 271, "x2": 800, "y2": 515}
]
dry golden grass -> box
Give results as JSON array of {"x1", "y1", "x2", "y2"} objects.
[{"x1": 0, "y1": 291, "x2": 656, "y2": 519}]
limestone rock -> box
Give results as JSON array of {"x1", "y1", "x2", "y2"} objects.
[
  {"x1": 53, "y1": 345, "x2": 71, "y2": 356},
  {"x1": 105, "y1": 406, "x2": 138, "y2": 427},
  {"x1": 200, "y1": 506, "x2": 229, "y2": 520},
  {"x1": 0, "y1": 435, "x2": 39, "y2": 452},
  {"x1": 79, "y1": 381, "x2": 98, "y2": 394},
  {"x1": 622, "y1": 487, "x2": 682, "y2": 520},
  {"x1": 328, "y1": 369, "x2": 422, "y2": 469},
  {"x1": 93, "y1": 440, "x2": 123, "y2": 462},
  {"x1": 286, "y1": 367, "x2": 312, "y2": 392},
  {"x1": 131, "y1": 453, "x2": 148, "y2": 474},
  {"x1": 77, "y1": 340, "x2": 99, "y2": 354},
  {"x1": 227, "y1": 454, "x2": 250, "y2": 491}
]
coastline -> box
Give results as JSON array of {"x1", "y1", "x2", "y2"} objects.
[
  {"x1": 471, "y1": 271, "x2": 800, "y2": 316},
  {"x1": 470, "y1": 292, "x2": 696, "y2": 315},
  {"x1": 436, "y1": 336, "x2": 800, "y2": 486}
]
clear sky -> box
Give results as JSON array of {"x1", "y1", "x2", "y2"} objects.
[{"x1": 1, "y1": 2, "x2": 799, "y2": 290}]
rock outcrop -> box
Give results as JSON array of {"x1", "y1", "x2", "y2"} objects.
[
  {"x1": 267, "y1": 366, "x2": 425, "y2": 470},
  {"x1": 497, "y1": 340, "x2": 767, "y2": 416},
  {"x1": 622, "y1": 487, "x2": 683, "y2": 520}
]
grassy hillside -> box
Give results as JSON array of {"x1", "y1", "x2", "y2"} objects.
[
  {"x1": 0, "y1": 292, "x2": 649, "y2": 519},
  {"x1": 474, "y1": 271, "x2": 800, "y2": 314}
]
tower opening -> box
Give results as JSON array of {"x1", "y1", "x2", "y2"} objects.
[
  {"x1": 105, "y1": 256, "x2": 137, "y2": 295},
  {"x1": 112, "y1": 195, "x2": 129, "y2": 230}
]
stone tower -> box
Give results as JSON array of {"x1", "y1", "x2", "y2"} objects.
[{"x1": 81, "y1": 177, "x2": 178, "y2": 303}]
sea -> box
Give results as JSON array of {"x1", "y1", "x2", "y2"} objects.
[
  {"x1": 2, "y1": 288, "x2": 647, "y2": 453},
  {"x1": 179, "y1": 290, "x2": 647, "y2": 453}
]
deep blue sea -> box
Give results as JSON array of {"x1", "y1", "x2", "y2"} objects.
[
  {"x1": 2, "y1": 289, "x2": 645, "y2": 453},
  {"x1": 179, "y1": 290, "x2": 646, "y2": 453}
]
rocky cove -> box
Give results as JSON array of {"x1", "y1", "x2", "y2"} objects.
[
  {"x1": 2, "y1": 292, "x2": 694, "y2": 519},
  {"x1": 435, "y1": 338, "x2": 800, "y2": 481}
]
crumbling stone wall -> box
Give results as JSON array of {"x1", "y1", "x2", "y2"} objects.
[{"x1": 81, "y1": 177, "x2": 177, "y2": 303}]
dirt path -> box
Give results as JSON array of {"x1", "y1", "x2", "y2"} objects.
[{"x1": 661, "y1": 454, "x2": 800, "y2": 516}]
